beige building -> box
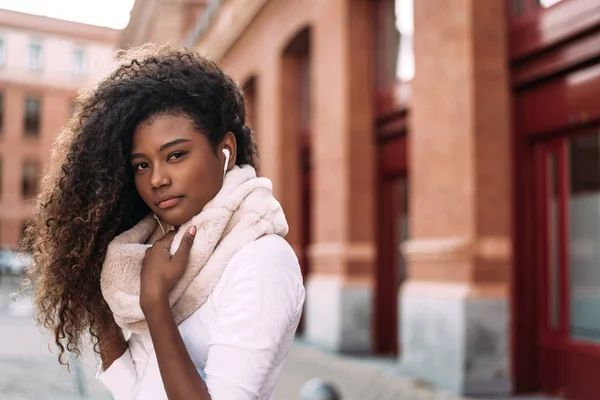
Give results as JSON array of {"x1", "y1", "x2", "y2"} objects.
[{"x1": 0, "y1": 9, "x2": 119, "y2": 247}]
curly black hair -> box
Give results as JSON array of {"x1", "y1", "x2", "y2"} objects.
[{"x1": 22, "y1": 43, "x2": 259, "y2": 365}]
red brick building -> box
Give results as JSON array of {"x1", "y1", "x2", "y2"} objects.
[
  {"x1": 0, "y1": 9, "x2": 119, "y2": 247},
  {"x1": 122, "y1": 0, "x2": 600, "y2": 398}
]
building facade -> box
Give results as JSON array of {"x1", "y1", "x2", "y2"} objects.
[
  {"x1": 123, "y1": 0, "x2": 600, "y2": 399},
  {"x1": 119, "y1": 0, "x2": 208, "y2": 48},
  {"x1": 0, "y1": 9, "x2": 118, "y2": 248}
]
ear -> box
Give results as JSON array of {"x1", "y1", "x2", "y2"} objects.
[{"x1": 221, "y1": 132, "x2": 237, "y2": 171}]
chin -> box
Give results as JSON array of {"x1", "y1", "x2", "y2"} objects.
[
  {"x1": 156, "y1": 208, "x2": 194, "y2": 227},
  {"x1": 165, "y1": 214, "x2": 193, "y2": 227}
]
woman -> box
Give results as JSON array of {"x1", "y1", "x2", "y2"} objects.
[{"x1": 23, "y1": 44, "x2": 305, "y2": 399}]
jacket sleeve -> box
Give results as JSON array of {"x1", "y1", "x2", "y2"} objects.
[
  {"x1": 203, "y1": 245, "x2": 305, "y2": 399},
  {"x1": 96, "y1": 348, "x2": 142, "y2": 399},
  {"x1": 98, "y1": 340, "x2": 176, "y2": 400}
]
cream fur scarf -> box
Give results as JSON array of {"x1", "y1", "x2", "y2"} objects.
[{"x1": 100, "y1": 165, "x2": 289, "y2": 333}]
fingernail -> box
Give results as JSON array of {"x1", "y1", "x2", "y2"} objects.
[{"x1": 189, "y1": 225, "x2": 197, "y2": 236}]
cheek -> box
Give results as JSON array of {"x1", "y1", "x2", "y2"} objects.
[
  {"x1": 134, "y1": 175, "x2": 152, "y2": 203},
  {"x1": 182, "y1": 159, "x2": 222, "y2": 199}
]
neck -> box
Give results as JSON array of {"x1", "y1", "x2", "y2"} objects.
[{"x1": 153, "y1": 214, "x2": 172, "y2": 234}]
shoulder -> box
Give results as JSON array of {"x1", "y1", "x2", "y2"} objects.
[
  {"x1": 228, "y1": 235, "x2": 302, "y2": 281},
  {"x1": 238, "y1": 234, "x2": 297, "y2": 259},
  {"x1": 216, "y1": 235, "x2": 305, "y2": 310}
]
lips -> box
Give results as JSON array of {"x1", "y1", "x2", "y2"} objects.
[{"x1": 156, "y1": 195, "x2": 183, "y2": 210}]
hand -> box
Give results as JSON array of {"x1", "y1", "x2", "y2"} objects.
[{"x1": 140, "y1": 225, "x2": 197, "y2": 311}]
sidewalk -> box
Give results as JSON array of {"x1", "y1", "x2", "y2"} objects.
[
  {"x1": 0, "y1": 272, "x2": 555, "y2": 400},
  {"x1": 274, "y1": 341, "x2": 558, "y2": 400},
  {"x1": 274, "y1": 341, "x2": 464, "y2": 400}
]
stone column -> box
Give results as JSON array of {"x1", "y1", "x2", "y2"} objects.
[
  {"x1": 304, "y1": 0, "x2": 376, "y2": 353},
  {"x1": 400, "y1": 0, "x2": 512, "y2": 395}
]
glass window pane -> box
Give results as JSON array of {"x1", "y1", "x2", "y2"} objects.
[
  {"x1": 73, "y1": 49, "x2": 85, "y2": 75},
  {"x1": 21, "y1": 161, "x2": 39, "y2": 198},
  {"x1": 24, "y1": 97, "x2": 41, "y2": 134},
  {"x1": 29, "y1": 43, "x2": 41, "y2": 70},
  {"x1": 569, "y1": 133, "x2": 600, "y2": 342},
  {"x1": 0, "y1": 38, "x2": 6, "y2": 66}
]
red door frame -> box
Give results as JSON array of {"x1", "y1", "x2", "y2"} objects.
[
  {"x1": 515, "y1": 88, "x2": 600, "y2": 398},
  {"x1": 283, "y1": 28, "x2": 311, "y2": 278},
  {"x1": 371, "y1": 0, "x2": 412, "y2": 355},
  {"x1": 374, "y1": 135, "x2": 407, "y2": 354},
  {"x1": 372, "y1": 80, "x2": 410, "y2": 354},
  {"x1": 299, "y1": 133, "x2": 311, "y2": 280},
  {"x1": 508, "y1": 0, "x2": 600, "y2": 393},
  {"x1": 534, "y1": 129, "x2": 600, "y2": 399},
  {"x1": 534, "y1": 138, "x2": 569, "y2": 396},
  {"x1": 282, "y1": 27, "x2": 312, "y2": 332}
]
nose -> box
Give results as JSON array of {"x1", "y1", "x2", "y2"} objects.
[{"x1": 150, "y1": 163, "x2": 171, "y2": 189}]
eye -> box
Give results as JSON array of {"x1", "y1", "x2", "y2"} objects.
[
  {"x1": 134, "y1": 162, "x2": 148, "y2": 172},
  {"x1": 168, "y1": 151, "x2": 187, "y2": 161}
]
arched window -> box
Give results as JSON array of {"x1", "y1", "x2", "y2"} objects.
[
  {"x1": 281, "y1": 27, "x2": 312, "y2": 284},
  {"x1": 374, "y1": 0, "x2": 414, "y2": 88}
]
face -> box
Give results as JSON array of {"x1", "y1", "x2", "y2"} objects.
[{"x1": 130, "y1": 114, "x2": 235, "y2": 227}]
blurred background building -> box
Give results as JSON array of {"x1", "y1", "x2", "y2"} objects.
[
  {"x1": 1, "y1": 0, "x2": 599, "y2": 399},
  {"x1": 0, "y1": 9, "x2": 118, "y2": 247},
  {"x1": 120, "y1": 0, "x2": 600, "y2": 399}
]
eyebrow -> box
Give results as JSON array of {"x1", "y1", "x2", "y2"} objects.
[{"x1": 130, "y1": 138, "x2": 192, "y2": 160}]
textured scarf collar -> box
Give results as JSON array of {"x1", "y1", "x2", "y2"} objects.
[{"x1": 100, "y1": 165, "x2": 288, "y2": 333}]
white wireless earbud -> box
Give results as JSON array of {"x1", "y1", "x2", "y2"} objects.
[{"x1": 222, "y1": 148, "x2": 230, "y2": 176}]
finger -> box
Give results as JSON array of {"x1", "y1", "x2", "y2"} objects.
[
  {"x1": 172, "y1": 225, "x2": 196, "y2": 265},
  {"x1": 154, "y1": 230, "x2": 177, "y2": 251}
]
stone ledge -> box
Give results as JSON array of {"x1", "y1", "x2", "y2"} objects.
[
  {"x1": 402, "y1": 236, "x2": 512, "y2": 263},
  {"x1": 307, "y1": 241, "x2": 375, "y2": 261}
]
